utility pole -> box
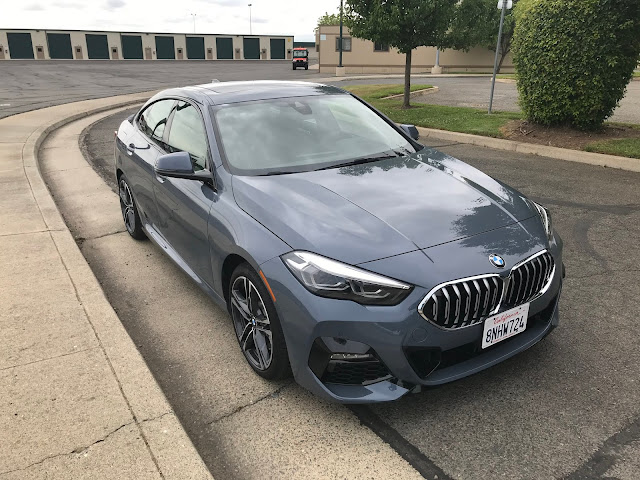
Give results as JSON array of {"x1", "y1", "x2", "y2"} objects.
[
  {"x1": 248, "y1": 4, "x2": 253, "y2": 35},
  {"x1": 488, "y1": 0, "x2": 511, "y2": 114},
  {"x1": 190, "y1": 13, "x2": 196, "y2": 33},
  {"x1": 338, "y1": 0, "x2": 343, "y2": 67}
]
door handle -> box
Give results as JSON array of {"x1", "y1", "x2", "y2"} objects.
[{"x1": 126, "y1": 143, "x2": 150, "y2": 155}]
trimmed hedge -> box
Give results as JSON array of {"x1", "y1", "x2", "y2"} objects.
[{"x1": 512, "y1": 0, "x2": 640, "y2": 130}]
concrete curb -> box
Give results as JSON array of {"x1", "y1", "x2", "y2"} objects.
[
  {"x1": 7, "y1": 94, "x2": 213, "y2": 479},
  {"x1": 417, "y1": 126, "x2": 640, "y2": 173},
  {"x1": 382, "y1": 86, "x2": 439, "y2": 100}
]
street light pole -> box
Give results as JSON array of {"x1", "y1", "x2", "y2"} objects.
[
  {"x1": 488, "y1": 0, "x2": 508, "y2": 114},
  {"x1": 248, "y1": 4, "x2": 252, "y2": 35},
  {"x1": 338, "y1": 0, "x2": 343, "y2": 68},
  {"x1": 190, "y1": 13, "x2": 197, "y2": 34}
]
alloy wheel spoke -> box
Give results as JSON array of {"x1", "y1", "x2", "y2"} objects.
[
  {"x1": 239, "y1": 323, "x2": 253, "y2": 351},
  {"x1": 253, "y1": 329, "x2": 269, "y2": 369},
  {"x1": 231, "y1": 291, "x2": 251, "y2": 320}
]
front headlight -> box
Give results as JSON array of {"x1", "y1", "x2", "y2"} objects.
[
  {"x1": 282, "y1": 251, "x2": 412, "y2": 306},
  {"x1": 533, "y1": 201, "x2": 553, "y2": 239}
]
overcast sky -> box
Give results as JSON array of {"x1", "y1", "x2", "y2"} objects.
[{"x1": 4, "y1": 0, "x2": 339, "y2": 42}]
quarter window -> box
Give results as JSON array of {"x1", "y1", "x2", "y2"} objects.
[
  {"x1": 138, "y1": 100, "x2": 174, "y2": 143},
  {"x1": 335, "y1": 37, "x2": 351, "y2": 52},
  {"x1": 166, "y1": 101, "x2": 208, "y2": 171}
]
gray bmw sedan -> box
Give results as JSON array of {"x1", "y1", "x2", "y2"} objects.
[{"x1": 115, "y1": 81, "x2": 564, "y2": 403}]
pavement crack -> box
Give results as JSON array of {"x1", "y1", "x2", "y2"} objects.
[
  {"x1": 0, "y1": 422, "x2": 133, "y2": 476},
  {"x1": 564, "y1": 413, "x2": 640, "y2": 479},
  {"x1": 207, "y1": 382, "x2": 293, "y2": 425},
  {"x1": 0, "y1": 347, "x2": 97, "y2": 372}
]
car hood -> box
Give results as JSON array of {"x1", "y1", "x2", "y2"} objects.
[{"x1": 232, "y1": 148, "x2": 538, "y2": 265}]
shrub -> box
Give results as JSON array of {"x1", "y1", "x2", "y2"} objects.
[{"x1": 512, "y1": 0, "x2": 640, "y2": 130}]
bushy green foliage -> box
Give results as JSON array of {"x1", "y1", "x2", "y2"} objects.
[
  {"x1": 512, "y1": 0, "x2": 640, "y2": 130},
  {"x1": 317, "y1": 11, "x2": 341, "y2": 26}
]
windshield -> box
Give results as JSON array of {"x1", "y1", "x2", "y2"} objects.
[
  {"x1": 213, "y1": 94, "x2": 418, "y2": 175},
  {"x1": 293, "y1": 50, "x2": 307, "y2": 57}
]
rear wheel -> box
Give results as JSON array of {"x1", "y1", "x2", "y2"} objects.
[
  {"x1": 118, "y1": 175, "x2": 146, "y2": 240},
  {"x1": 229, "y1": 263, "x2": 290, "y2": 380}
]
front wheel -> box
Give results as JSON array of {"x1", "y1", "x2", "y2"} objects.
[
  {"x1": 304, "y1": 65, "x2": 308, "y2": 70},
  {"x1": 292, "y1": 64, "x2": 296, "y2": 70},
  {"x1": 229, "y1": 264, "x2": 291, "y2": 380},
  {"x1": 118, "y1": 175, "x2": 146, "y2": 240}
]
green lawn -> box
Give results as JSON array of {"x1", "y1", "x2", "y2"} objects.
[
  {"x1": 585, "y1": 138, "x2": 640, "y2": 159},
  {"x1": 343, "y1": 84, "x2": 521, "y2": 137},
  {"x1": 634, "y1": 71, "x2": 640, "y2": 78}
]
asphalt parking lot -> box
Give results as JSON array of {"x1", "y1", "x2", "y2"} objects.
[{"x1": 56, "y1": 105, "x2": 640, "y2": 480}]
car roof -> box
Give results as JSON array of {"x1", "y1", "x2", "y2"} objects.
[{"x1": 157, "y1": 81, "x2": 347, "y2": 106}]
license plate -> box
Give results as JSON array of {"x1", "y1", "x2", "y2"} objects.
[{"x1": 482, "y1": 303, "x2": 530, "y2": 349}]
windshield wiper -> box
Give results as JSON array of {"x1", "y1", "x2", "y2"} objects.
[{"x1": 316, "y1": 151, "x2": 400, "y2": 171}]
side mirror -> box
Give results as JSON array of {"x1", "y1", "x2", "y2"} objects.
[
  {"x1": 399, "y1": 124, "x2": 419, "y2": 141},
  {"x1": 154, "y1": 151, "x2": 213, "y2": 184}
]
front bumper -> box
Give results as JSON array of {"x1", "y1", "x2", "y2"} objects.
[{"x1": 260, "y1": 235, "x2": 564, "y2": 404}]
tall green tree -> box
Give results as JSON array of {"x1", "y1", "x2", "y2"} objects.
[
  {"x1": 447, "y1": 0, "x2": 521, "y2": 73},
  {"x1": 317, "y1": 11, "x2": 341, "y2": 26},
  {"x1": 346, "y1": 0, "x2": 457, "y2": 108}
]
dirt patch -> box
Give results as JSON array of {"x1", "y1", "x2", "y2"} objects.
[{"x1": 500, "y1": 120, "x2": 640, "y2": 150}]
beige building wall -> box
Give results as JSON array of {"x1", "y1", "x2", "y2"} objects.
[
  {"x1": 317, "y1": 25, "x2": 513, "y2": 74},
  {"x1": 0, "y1": 31, "x2": 8, "y2": 59},
  {"x1": 32, "y1": 30, "x2": 49, "y2": 59},
  {"x1": 203, "y1": 35, "x2": 217, "y2": 60},
  {"x1": 174, "y1": 34, "x2": 187, "y2": 59},
  {"x1": 105, "y1": 31, "x2": 121, "y2": 59}
]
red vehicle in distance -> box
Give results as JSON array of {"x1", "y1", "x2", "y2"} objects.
[{"x1": 292, "y1": 47, "x2": 309, "y2": 70}]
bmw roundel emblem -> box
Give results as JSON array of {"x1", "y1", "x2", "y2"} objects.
[{"x1": 489, "y1": 254, "x2": 506, "y2": 268}]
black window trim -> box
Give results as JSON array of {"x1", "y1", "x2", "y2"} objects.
[{"x1": 136, "y1": 96, "x2": 217, "y2": 189}]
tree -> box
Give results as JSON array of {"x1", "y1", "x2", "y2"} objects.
[
  {"x1": 512, "y1": 0, "x2": 640, "y2": 129},
  {"x1": 447, "y1": 0, "x2": 521, "y2": 73},
  {"x1": 346, "y1": 0, "x2": 457, "y2": 108},
  {"x1": 317, "y1": 11, "x2": 341, "y2": 26}
]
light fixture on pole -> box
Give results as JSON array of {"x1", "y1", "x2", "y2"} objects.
[
  {"x1": 488, "y1": 0, "x2": 512, "y2": 114},
  {"x1": 248, "y1": 4, "x2": 252, "y2": 35},
  {"x1": 190, "y1": 13, "x2": 197, "y2": 34}
]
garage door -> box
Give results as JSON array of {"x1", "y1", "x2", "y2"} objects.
[
  {"x1": 270, "y1": 39, "x2": 285, "y2": 59},
  {"x1": 243, "y1": 37, "x2": 260, "y2": 59},
  {"x1": 216, "y1": 37, "x2": 233, "y2": 59},
  {"x1": 155, "y1": 36, "x2": 175, "y2": 59},
  {"x1": 85, "y1": 34, "x2": 109, "y2": 59},
  {"x1": 121, "y1": 35, "x2": 143, "y2": 59},
  {"x1": 47, "y1": 33, "x2": 73, "y2": 59},
  {"x1": 7, "y1": 32, "x2": 34, "y2": 59},
  {"x1": 186, "y1": 37, "x2": 205, "y2": 59}
]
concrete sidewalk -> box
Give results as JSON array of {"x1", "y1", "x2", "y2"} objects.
[{"x1": 0, "y1": 95, "x2": 213, "y2": 479}]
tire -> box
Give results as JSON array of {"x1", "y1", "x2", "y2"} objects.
[
  {"x1": 292, "y1": 64, "x2": 296, "y2": 70},
  {"x1": 229, "y1": 263, "x2": 291, "y2": 380},
  {"x1": 305, "y1": 65, "x2": 308, "y2": 70},
  {"x1": 118, "y1": 175, "x2": 146, "y2": 240}
]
